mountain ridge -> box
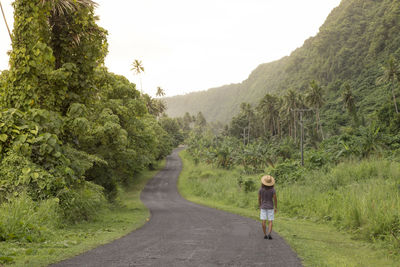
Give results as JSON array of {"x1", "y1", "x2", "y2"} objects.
[{"x1": 165, "y1": 0, "x2": 400, "y2": 123}]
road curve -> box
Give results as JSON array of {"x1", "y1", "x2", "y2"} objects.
[{"x1": 52, "y1": 149, "x2": 302, "y2": 266}]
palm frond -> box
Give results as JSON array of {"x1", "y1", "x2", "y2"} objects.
[{"x1": 40, "y1": 0, "x2": 98, "y2": 16}]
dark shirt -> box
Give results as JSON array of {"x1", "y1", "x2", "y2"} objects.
[{"x1": 259, "y1": 187, "x2": 276, "y2": 210}]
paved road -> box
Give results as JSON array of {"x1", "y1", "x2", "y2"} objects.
[{"x1": 52, "y1": 149, "x2": 302, "y2": 266}]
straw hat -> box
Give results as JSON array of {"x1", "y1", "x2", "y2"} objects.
[{"x1": 261, "y1": 175, "x2": 275, "y2": 186}]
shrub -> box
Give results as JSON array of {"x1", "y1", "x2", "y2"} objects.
[
  {"x1": 0, "y1": 193, "x2": 59, "y2": 242},
  {"x1": 269, "y1": 160, "x2": 305, "y2": 184},
  {"x1": 57, "y1": 182, "x2": 106, "y2": 224}
]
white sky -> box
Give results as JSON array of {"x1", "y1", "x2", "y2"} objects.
[{"x1": 0, "y1": 0, "x2": 341, "y2": 97}]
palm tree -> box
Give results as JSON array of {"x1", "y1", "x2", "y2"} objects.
[
  {"x1": 342, "y1": 82, "x2": 358, "y2": 124},
  {"x1": 0, "y1": 0, "x2": 11, "y2": 41},
  {"x1": 131, "y1": 59, "x2": 145, "y2": 92},
  {"x1": 39, "y1": 0, "x2": 98, "y2": 68},
  {"x1": 156, "y1": 86, "x2": 165, "y2": 97},
  {"x1": 283, "y1": 89, "x2": 299, "y2": 141},
  {"x1": 257, "y1": 94, "x2": 279, "y2": 136},
  {"x1": 240, "y1": 103, "x2": 255, "y2": 144},
  {"x1": 306, "y1": 80, "x2": 325, "y2": 139},
  {"x1": 377, "y1": 56, "x2": 400, "y2": 114},
  {"x1": 40, "y1": 0, "x2": 97, "y2": 16}
]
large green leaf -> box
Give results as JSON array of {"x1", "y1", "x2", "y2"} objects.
[{"x1": 0, "y1": 134, "x2": 8, "y2": 142}]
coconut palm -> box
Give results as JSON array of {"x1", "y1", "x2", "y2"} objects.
[
  {"x1": 156, "y1": 86, "x2": 165, "y2": 97},
  {"x1": 131, "y1": 59, "x2": 145, "y2": 92},
  {"x1": 39, "y1": 0, "x2": 99, "y2": 68},
  {"x1": 283, "y1": 89, "x2": 299, "y2": 140},
  {"x1": 240, "y1": 103, "x2": 255, "y2": 144},
  {"x1": 0, "y1": 0, "x2": 11, "y2": 40},
  {"x1": 377, "y1": 56, "x2": 400, "y2": 114},
  {"x1": 306, "y1": 80, "x2": 325, "y2": 139},
  {"x1": 257, "y1": 94, "x2": 279, "y2": 136},
  {"x1": 342, "y1": 82, "x2": 358, "y2": 124},
  {"x1": 40, "y1": 0, "x2": 97, "y2": 16}
]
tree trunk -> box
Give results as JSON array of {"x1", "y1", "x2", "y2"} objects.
[
  {"x1": 293, "y1": 111, "x2": 297, "y2": 142},
  {"x1": 263, "y1": 120, "x2": 266, "y2": 136},
  {"x1": 392, "y1": 81, "x2": 399, "y2": 114},
  {"x1": 0, "y1": 1, "x2": 12, "y2": 41},
  {"x1": 248, "y1": 121, "x2": 251, "y2": 144},
  {"x1": 316, "y1": 109, "x2": 324, "y2": 140}
]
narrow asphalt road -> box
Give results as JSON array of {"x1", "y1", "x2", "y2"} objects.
[{"x1": 52, "y1": 149, "x2": 302, "y2": 266}]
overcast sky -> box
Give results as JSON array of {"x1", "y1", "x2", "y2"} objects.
[{"x1": 0, "y1": 0, "x2": 341, "y2": 97}]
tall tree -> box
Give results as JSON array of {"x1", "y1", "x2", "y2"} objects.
[
  {"x1": 131, "y1": 59, "x2": 145, "y2": 92},
  {"x1": 240, "y1": 103, "x2": 255, "y2": 144},
  {"x1": 41, "y1": 0, "x2": 102, "y2": 70},
  {"x1": 182, "y1": 112, "x2": 192, "y2": 131},
  {"x1": 377, "y1": 56, "x2": 400, "y2": 114},
  {"x1": 41, "y1": 0, "x2": 97, "y2": 15},
  {"x1": 156, "y1": 86, "x2": 165, "y2": 97},
  {"x1": 306, "y1": 80, "x2": 325, "y2": 139},
  {"x1": 282, "y1": 89, "x2": 299, "y2": 141},
  {"x1": 1, "y1": 0, "x2": 106, "y2": 111},
  {"x1": 342, "y1": 82, "x2": 358, "y2": 124},
  {"x1": 194, "y1": 111, "x2": 207, "y2": 134},
  {"x1": 143, "y1": 94, "x2": 165, "y2": 117},
  {"x1": 257, "y1": 94, "x2": 280, "y2": 136},
  {"x1": 3, "y1": 0, "x2": 56, "y2": 110}
]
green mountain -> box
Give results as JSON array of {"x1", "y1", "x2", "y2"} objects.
[{"x1": 165, "y1": 0, "x2": 400, "y2": 123}]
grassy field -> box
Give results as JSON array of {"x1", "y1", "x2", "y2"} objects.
[
  {"x1": 0, "y1": 160, "x2": 165, "y2": 267},
  {"x1": 178, "y1": 150, "x2": 400, "y2": 266}
]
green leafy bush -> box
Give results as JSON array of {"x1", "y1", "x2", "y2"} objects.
[
  {"x1": 269, "y1": 160, "x2": 305, "y2": 184},
  {"x1": 0, "y1": 193, "x2": 59, "y2": 242},
  {"x1": 57, "y1": 182, "x2": 106, "y2": 224}
]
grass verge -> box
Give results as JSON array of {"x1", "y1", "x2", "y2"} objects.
[
  {"x1": 0, "y1": 160, "x2": 165, "y2": 267},
  {"x1": 178, "y1": 150, "x2": 399, "y2": 266}
]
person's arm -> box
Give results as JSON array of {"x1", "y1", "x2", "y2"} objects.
[
  {"x1": 273, "y1": 193, "x2": 277, "y2": 213},
  {"x1": 258, "y1": 193, "x2": 261, "y2": 209}
]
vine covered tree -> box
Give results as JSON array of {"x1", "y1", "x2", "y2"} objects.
[{"x1": 1, "y1": 0, "x2": 107, "y2": 112}]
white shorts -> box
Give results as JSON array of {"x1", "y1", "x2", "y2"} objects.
[{"x1": 260, "y1": 209, "x2": 274, "y2": 221}]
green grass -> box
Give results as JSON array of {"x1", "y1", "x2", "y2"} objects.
[
  {"x1": 178, "y1": 150, "x2": 400, "y2": 266},
  {"x1": 0, "y1": 160, "x2": 165, "y2": 267}
]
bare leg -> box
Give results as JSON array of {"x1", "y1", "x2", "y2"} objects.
[
  {"x1": 262, "y1": 220, "x2": 267, "y2": 236},
  {"x1": 268, "y1": 220, "x2": 273, "y2": 235}
]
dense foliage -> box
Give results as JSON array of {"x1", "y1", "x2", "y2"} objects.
[
  {"x1": 177, "y1": 50, "x2": 400, "y2": 252},
  {"x1": 0, "y1": 0, "x2": 174, "y2": 242},
  {"x1": 179, "y1": 151, "x2": 400, "y2": 254}
]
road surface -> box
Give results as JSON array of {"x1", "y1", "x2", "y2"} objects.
[{"x1": 52, "y1": 149, "x2": 302, "y2": 266}]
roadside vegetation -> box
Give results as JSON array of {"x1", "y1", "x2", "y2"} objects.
[
  {"x1": 169, "y1": 52, "x2": 400, "y2": 263},
  {"x1": 0, "y1": 161, "x2": 164, "y2": 266},
  {"x1": 178, "y1": 150, "x2": 400, "y2": 266},
  {"x1": 0, "y1": 1, "x2": 180, "y2": 264}
]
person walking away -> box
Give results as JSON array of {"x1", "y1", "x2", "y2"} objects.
[{"x1": 258, "y1": 175, "x2": 277, "y2": 239}]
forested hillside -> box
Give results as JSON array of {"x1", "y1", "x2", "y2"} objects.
[
  {"x1": 172, "y1": 0, "x2": 400, "y2": 251},
  {"x1": 165, "y1": 0, "x2": 400, "y2": 123}
]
